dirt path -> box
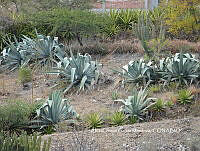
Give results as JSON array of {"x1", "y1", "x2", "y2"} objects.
[{"x1": 45, "y1": 117, "x2": 200, "y2": 151}]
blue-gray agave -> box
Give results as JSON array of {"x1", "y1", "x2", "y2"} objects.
[
  {"x1": 33, "y1": 91, "x2": 78, "y2": 127},
  {"x1": 20, "y1": 33, "x2": 65, "y2": 67},
  {"x1": 118, "y1": 88, "x2": 156, "y2": 120},
  {"x1": 0, "y1": 38, "x2": 31, "y2": 71},
  {"x1": 48, "y1": 52, "x2": 101, "y2": 93},
  {"x1": 159, "y1": 53, "x2": 200, "y2": 85},
  {"x1": 116, "y1": 59, "x2": 156, "y2": 84}
]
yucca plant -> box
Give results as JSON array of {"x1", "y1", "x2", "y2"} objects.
[
  {"x1": 159, "y1": 53, "x2": 200, "y2": 85},
  {"x1": 86, "y1": 113, "x2": 103, "y2": 129},
  {"x1": 115, "y1": 59, "x2": 156, "y2": 84},
  {"x1": 178, "y1": 89, "x2": 194, "y2": 105},
  {"x1": 48, "y1": 51, "x2": 101, "y2": 93},
  {"x1": 110, "y1": 111, "x2": 126, "y2": 126},
  {"x1": 31, "y1": 91, "x2": 78, "y2": 128},
  {"x1": 117, "y1": 88, "x2": 156, "y2": 120},
  {"x1": 0, "y1": 132, "x2": 51, "y2": 151}
]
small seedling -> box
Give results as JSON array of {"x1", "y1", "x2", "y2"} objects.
[
  {"x1": 110, "y1": 111, "x2": 126, "y2": 126},
  {"x1": 112, "y1": 91, "x2": 119, "y2": 100},
  {"x1": 178, "y1": 89, "x2": 193, "y2": 105},
  {"x1": 149, "y1": 84, "x2": 161, "y2": 94},
  {"x1": 128, "y1": 116, "x2": 138, "y2": 124},
  {"x1": 151, "y1": 99, "x2": 165, "y2": 112},
  {"x1": 86, "y1": 113, "x2": 104, "y2": 129},
  {"x1": 165, "y1": 100, "x2": 174, "y2": 108}
]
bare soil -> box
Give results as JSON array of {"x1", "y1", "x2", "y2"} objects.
[{"x1": 45, "y1": 117, "x2": 200, "y2": 151}]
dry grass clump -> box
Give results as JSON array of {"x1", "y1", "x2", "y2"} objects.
[
  {"x1": 70, "y1": 39, "x2": 142, "y2": 55},
  {"x1": 108, "y1": 39, "x2": 142, "y2": 54},
  {"x1": 70, "y1": 42, "x2": 109, "y2": 55},
  {"x1": 165, "y1": 39, "x2": 200, "y2": 53}
]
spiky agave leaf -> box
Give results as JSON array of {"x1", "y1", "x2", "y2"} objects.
[
  {"x1": 159, "y1": 53, "x2": 200, "y2": 85},
  {"x1": 0, "y1": 37, "x2": 31, "y2": 72},
  {"x1": 118, "y1": 88, "x2": 156, "y2": 120},
  {"x1": 115, "y1": 59, "x2": 156, "y2": 84},
  {"x1": 48, "y1": 52, "x2": 101, "y2": 93},
  {"x1": 20, "y1": 32, "x2": 66, "y2": 67},
  {"x1": 32, "y1": 91, "x2": 78, "y2": 128}
]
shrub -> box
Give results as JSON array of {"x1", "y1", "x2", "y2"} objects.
[
  {"x1": 86, "y1": 113, "x2": 103, "y2": 129},
  {"x1": 0, "y1": 100, "x2": 39, "y2": 133},
  {"x1": 28, "y1": 8, "x2": 107, "y2": 45},
  {"x1": 161, "y1": 0, "x2": 200, "y2": 41}
]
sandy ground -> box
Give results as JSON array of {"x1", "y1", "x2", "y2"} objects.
[{"x1": 45, "y1": 117, "x2": 200, "y2": 151}]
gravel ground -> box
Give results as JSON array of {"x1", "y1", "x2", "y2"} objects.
[{"x1": 44, "y1": 117, "x2": 200, "y2": 151}]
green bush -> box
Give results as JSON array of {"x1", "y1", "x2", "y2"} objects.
[
  {"x1": 0, "y1": 100, "x2": 40, "y2": 133},
  {"x1": 27, "y1": 8, "x2": 108, "y2": 45}
]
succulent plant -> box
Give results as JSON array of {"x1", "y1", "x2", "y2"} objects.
[
  {"x1": 20, "y1": 32, "x2": 65, "y2": 67},
  {"x1": 32, "y1": 91, "x2": 78, "y2": 128},
  {"x1": 0, "y1": 37, "x2": 31, "y2": 72},
  {"x1": 117, "y1": 88, "x2": 156, "y2": 120},
  {"x1": 48, "y1": 51, "x2": 101, "y2": 93},
  {"x1": 86, "y1": 113, "x2": 103, "y2": 129},
  {"x1": 178, "y1": 89, "x2": 194, "y2": 105},
  {"x1": 116, "y1": 59, "x2": 156, "y2": 84},
  {"x1": 159, "y1": 53, "x2": 200, "y2": 85},
  {"x1": 110, "y1": 111, "x2": 126, "y2": 126},
  {"x1": 151, "y1": 98, "x2": 165, "y2": 112}
]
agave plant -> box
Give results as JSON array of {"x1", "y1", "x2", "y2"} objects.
[
  {"x1": 117, "y1": 88, "x2": 156, "y2": 120},
  {"x1": 116, "y1": 59, "x2": 156, "y2": 84},
  {"x1": 32, "y1": 91, "x2": 78, "y2": 128},
  {"x1": 159, "y1": 53, "x2": 200, "y2": 85},
  {"x1": 48, "y1": 52, "x2": 101, "y2": 93},
  {"x1": 20, "y1": 32, "x2": 65, "y2": 67},
  {"x1": 0, "y1": 37, "x2": 31, "y2": 71}
]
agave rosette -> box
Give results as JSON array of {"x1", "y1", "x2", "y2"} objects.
[
  {"x1": 159, "y1": 53, "x2": 200, "y2": 85},
  {"x1": 118, "y1": 88, "x2": 156, "y2": 120},
  {"x1": 48, "y1": 52, "x2": 101, "y2": 92},
  {"x1": 119, "y1": 59, "x2": 156, "y2": 84},
  {"x1": 33, "y1": 91, "x2": 78, "y2": 127}
]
